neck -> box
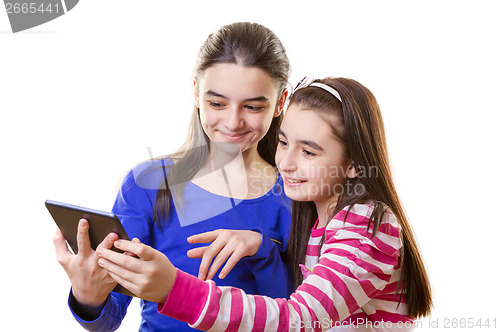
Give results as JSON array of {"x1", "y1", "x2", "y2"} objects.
[
  {"x1": 194, "y1": 142, "x2": 274, "y2": 199},
  {"x1": 241, "y1": 144, "x2": 266, "y2": 170},
  {"x1": 207, "y1": 142, "x2": 264, "y2": 172},
  {"x1": 314, "y1": 195, "x2": 339, "y2": 229}
]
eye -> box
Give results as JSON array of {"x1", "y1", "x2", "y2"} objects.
[
  {"x1": 209, "y1": 101, "x2": 225, "y2": 109},
  {"x1": 278, "y1": 139, "x2": 288, "y2": 147},
  {"x1": 245, "y1": 105, "x2": 264, "y2": 112},
  {"x1": 303, "y1": 149, "x2": 316, "y2": 157}
]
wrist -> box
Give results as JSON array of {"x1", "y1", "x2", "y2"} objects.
[
  {"x1": 246, "y1": 228, "x2": 272, "y2": 260},
  {"x1": 69, "y1": 288, "x2": 107, "y2": 321},
  {"x1": 159, "y1": 264, "x2": 178, "y2": 304},
  {"x1": 71, "y1": 287, "x2": 108, "y2": 308}
]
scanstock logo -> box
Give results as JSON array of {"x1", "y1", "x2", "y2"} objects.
[{"x1": 4, "y1": 0, "x2": 79, "y2": 33}]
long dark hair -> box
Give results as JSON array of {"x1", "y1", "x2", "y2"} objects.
[
  {"x1": 152, "y1": 22, "x2": 290, "y2": 225},
  {"x1": 286, "y1": 77, "x2": 432, "y2": 318}
]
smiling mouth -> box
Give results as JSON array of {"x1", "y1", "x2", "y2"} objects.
[
  {"x1": 219, "y1": 132, "x2": 247, "y2": 141},
  {"x1": 284, "y1": 177, "x2": 307, "y2": 187}
]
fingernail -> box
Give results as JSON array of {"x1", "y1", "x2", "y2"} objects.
[
  {"x1": 219, "y1": 273, "x2": 225, "y2": 279},
  {"x1": 198, "y1": 273, "x2": 204, "y2": 280}
]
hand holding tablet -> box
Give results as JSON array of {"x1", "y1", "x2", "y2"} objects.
[{"x1": 47, "y1": 200, "x2": 136, "y2": 297}]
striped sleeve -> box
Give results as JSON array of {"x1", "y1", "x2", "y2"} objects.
[{"x1": 158, "y1": 204, "x2": 403, "y2": 331}]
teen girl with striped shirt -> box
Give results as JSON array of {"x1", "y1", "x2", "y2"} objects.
[{"x1": 97, "y1": 77, "x2": 433, "y2": 331}]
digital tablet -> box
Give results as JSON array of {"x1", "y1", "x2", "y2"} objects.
[{"x1": 45, "y1": 199, "x2": 136, "y2": 297}]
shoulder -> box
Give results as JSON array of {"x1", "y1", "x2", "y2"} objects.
[
  {"x1": 324, "y1": 202, "x2": 402, "y2": 255},
  {"x1": 123, "y1": 157, "x2": 175, "y2": 191},
  {"x1": 327, "y1": 202, "x2": 399, "y2": 232},
  {"x1": 112, "y1": 159, "x2": 175, "y2": 217}
]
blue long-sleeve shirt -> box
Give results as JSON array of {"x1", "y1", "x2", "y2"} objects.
[{"x1": 68, "y1": 159, "x2": 293, "y2": 331}]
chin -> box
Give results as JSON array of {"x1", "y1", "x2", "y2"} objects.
[{"x1": 283, "y1": 188, "x2": 309, "y2": 202}]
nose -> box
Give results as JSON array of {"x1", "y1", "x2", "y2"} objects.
[
  {"x1": 224, "y1": 106, "x2": 245, "y2": 132},
  {"x1": 277, "y1": 148, "x2": 297, "y2": 173}
]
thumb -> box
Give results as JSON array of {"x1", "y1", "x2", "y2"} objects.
[{"x1": 53, "y1": 228, "x2": 73, "y2": 266}]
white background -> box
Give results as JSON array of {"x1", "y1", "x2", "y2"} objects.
[{"x1": 1, "y1": 1, "x2": 499, "y2": 331}]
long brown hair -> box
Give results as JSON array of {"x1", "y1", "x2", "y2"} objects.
[
  {"x1": 152, "y1": 22, "x2": 290, "y2": 225},
  {"x1": 286, "y1": 77, "x2": 432, "y2": 318}
]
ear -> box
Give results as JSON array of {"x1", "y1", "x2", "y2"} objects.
[
  {"x1": 193, "y1": 77, "x2": 200, "y2": 109},
  {"x1": 346, "y1": 160, "x2": 358, "y2": 179},
  {"x1": 274, "y1": 89, "x2": 289, "y2": 117}
]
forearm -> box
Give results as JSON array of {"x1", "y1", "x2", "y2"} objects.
[
  {"x1": 157, "y1": 269, "x2": 291, "y2": 331},
  {"x1": 157, "y1": 269, "x2": 210, "y2": 325}
]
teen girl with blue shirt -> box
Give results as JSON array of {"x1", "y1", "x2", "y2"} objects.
[{"x1": 53, "y1": 22, "x2": 294, "y2": 331}]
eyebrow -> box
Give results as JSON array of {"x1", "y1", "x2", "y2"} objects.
[
  {"x1": 205, "y1": 90, "x2": 269, "y2": 102},
  {"x1": 278, "y1": 129, "x2": 324, "y2": 151}
]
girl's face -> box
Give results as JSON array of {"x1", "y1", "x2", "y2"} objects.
[
  {"x1": 276, "y1": 104, "x2": 355, "y2": 206},
  {"x1": 195, "y1": 63, "x2": 284, "y2": 156}
]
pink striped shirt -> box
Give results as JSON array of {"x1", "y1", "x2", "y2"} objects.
[{"x1": 158, "y1": 204, "x2": 415, "y2": 331}]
